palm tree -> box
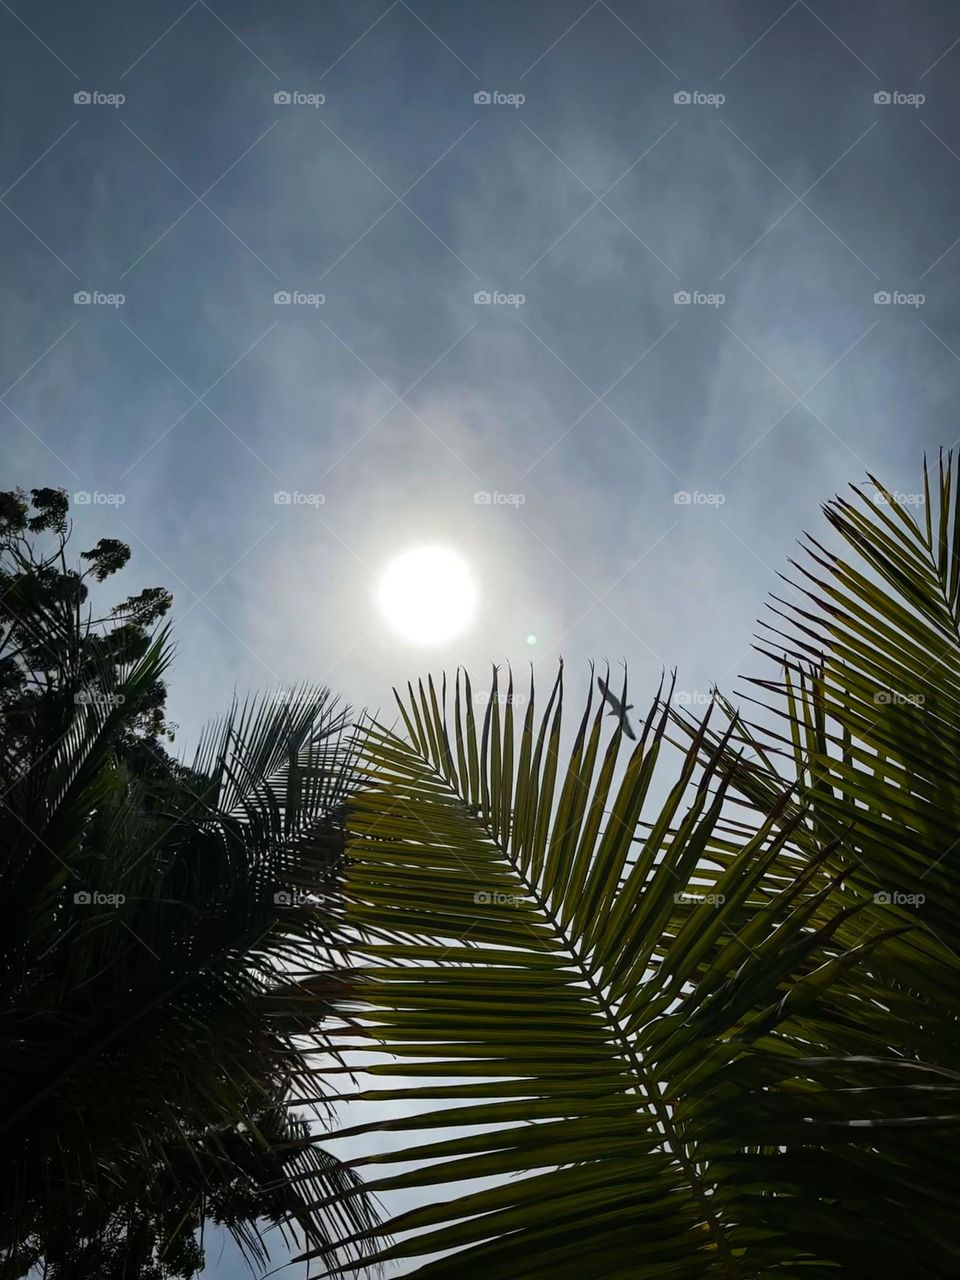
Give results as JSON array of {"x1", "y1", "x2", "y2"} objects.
[
  {"x1": 0, "y1": 495, "x2": 378, "y2": 1276},
  {"x1": 324, "y1": 456, "x2": 960, "y2": 1277},
  {"x1": 0, "y1": 655, "x2": 379, "y2": 1276}
]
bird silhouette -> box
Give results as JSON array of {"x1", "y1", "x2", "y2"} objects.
[{"x1": 597, "y1": 675, "x2": 636, "y2": 740}]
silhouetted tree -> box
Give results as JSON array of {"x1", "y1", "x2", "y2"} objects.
[{"x1": 0, "y1": 489, "x2": 376, "y2": 1279}]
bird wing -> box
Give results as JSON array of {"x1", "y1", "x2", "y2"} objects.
[{"x1": 597, "y1": 676, "x2": 620, "y2": 712}]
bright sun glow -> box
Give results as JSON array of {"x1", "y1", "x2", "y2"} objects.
[{"x1": 377, "y1": 545, "x2": 478, "y2": 645}]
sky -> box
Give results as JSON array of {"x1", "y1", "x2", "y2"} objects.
[{"x1": 3, "y1": 0, "x2": 960, "y2": 1274}]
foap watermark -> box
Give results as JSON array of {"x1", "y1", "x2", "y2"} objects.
[
  {"x1": 874, "y1": 690, "x2": 925, "y2": 707},
  {"x1": 474, "y1": 490, "x2": 525, "y2": 506},
  {"x1": 474, "y1": 90, "x2": 525, "y2": 107},
  {"x1": 874, "y1": 290, "x2": 924, "y2": 307},
  {"x1": 872, "y1": 489, "x2": 924, "y2": 507},
  {"x1": 674, "y1": 90, "x2": 725, "y2": 107},
  {"x1": 74, "y1": 290, "x2": 125, "y2": 307},
  {"x1": 674, "y1": 690, "x2": 717, "y2": 707},
  {"x1": 74, "y1": 889, "x2": 125, "y2": 906},
  {"x1": 274, "y1": 490, "x2": 325, "y2": 507},
  {"x1": 274, "y1": 290, "x2": 325, "y2": 307},
  {"x1": 474, "y1": 289, "x2": 525, "y2": 308},
  {"x1": 273, "y1": 888, "x2": 317, "y2": 907},
  {"x1": 674, "y1": 290, "x2": 725, "y2": 307},
  {"x1": 73, "y1": 491, "x2": 125, "y2": 506},
  {"x1": 274, "y1": 89, "x2": 325, "y2": 107},
  {"x1": 874, "y1": 90, "x2": 924, "y2": 107},
  {"x1": 674, "y1": 490, "x2": 725, "y2": 506},
  {"x1": 874, "y1": 890, "x2": 925, "y2": 906},
  {"x1": 74, "y1": 90, "x2": 125, "y2": 108},
  {"x1": 674, "y1": 890, "x2": 725, "y2": 906},
  {"x1": 474, "y1": 890, "x2": 525, "y2": 906},
  {"x1": 75, "y1": 690, "x2": 125, "y2": 708},
  {"x1": 474, "y1": 690, "x2": 528, "y2": 707}
]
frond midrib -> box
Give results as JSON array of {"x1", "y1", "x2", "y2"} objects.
[{"x1": 381, "y1": 738, "x2": 743, "y2": 1278}]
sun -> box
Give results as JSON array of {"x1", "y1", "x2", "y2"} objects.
[{"x1": 377, "y1": 545, "x2": 478, "y2": 645}]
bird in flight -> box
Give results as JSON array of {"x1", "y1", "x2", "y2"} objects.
[{"x1": 597, "y1": 675, "x2": 636, "y2": 740}]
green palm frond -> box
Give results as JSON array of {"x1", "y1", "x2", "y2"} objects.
[
  {"x1": 324, "y1": 662, "x2": 959, "y2": 1278},
  {"x1": 672, "y1": 455, "x2": 960, "y2": 1051}
]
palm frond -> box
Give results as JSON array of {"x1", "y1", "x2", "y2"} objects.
[
  {"x1": 672, "y1": 455, "x2": 960, "y2": 1051},
  {"x1": 325, "y1": 664, "x2": 959, "y2": 1277},
  {"x1": 0, "y1": 676, "x2": 378, "y2": 1274}
]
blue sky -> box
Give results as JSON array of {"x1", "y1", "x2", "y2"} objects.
[{"x1": 3, "y1": 1, "x2": 960, "y2": 1273}]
